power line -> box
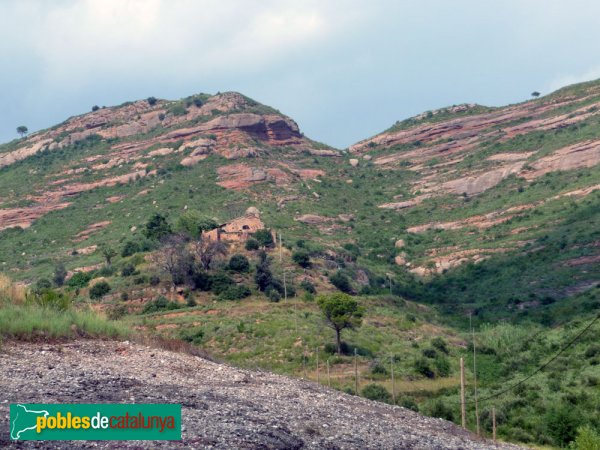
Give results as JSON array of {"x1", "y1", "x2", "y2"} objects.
[{"x1": 463, "y1": 312, "x2": 600, "y2": 405}]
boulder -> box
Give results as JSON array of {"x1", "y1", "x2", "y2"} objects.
[{"x1": 349, "y1": 159, "x2": 359, "y2": 167}]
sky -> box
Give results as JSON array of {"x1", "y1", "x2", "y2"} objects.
[{"x1": 2, "y1": 0, "x2": 600, "y2": 148}]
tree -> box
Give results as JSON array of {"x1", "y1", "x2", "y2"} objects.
[
  {"x1": 255, "y1": 251, "x2": 273, "y2": 292},
  {"x1": 531, "y1": 91, "x2": 540, "y2": 98},
  {"x1": 99, "y1": 244, "x2": 117, "y2": 267},
  {"x1": 152, "y1": 234, "x2": 191, "y2": 288},
  {"x1": 253, "y1": 229, "x2": 274, "y2": 248},
  {"x1": 228, "y1": 254, "x2": 250, "y2": 273},
  {"x1": 143, "y1": 213, "x2": 172, "y2": 241},
  {"x1": 176, "y1": 211, "x2": 218, "y2": 237},
  {"x1": 91, "y1": 105, "x2": 100, "y2": 111},
  {"x1": 53, "y1": 263, "x2": 67, "y2": 287},
  {"x1": 329, "y1": 271, "x2": 353, "y2": 294},
  {"x1": 317, "y1": 293, "x2": 364, "y2": 354},
  {"x1": 16, "y1": 126, "x2": 28, "y2": 137},
  {"x1": 292, "y1": 250, "x2": 311, "y2": 268},
  {"x1": 147, "y1": 96, "x2": 158, "y2": 106},
  {"x1": 190, "y1": 236, "x2": 227, "y2": 271},
  {"x1": 89, "y1": 281, "x2": 111, "y2": 300}
]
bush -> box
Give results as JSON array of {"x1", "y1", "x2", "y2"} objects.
[
  {"x1": 142, "y1": 296, "x2": 181, "y2": 314},
  {"x1": 27, "y1": 289, "x2": 72, "y2": 311},
  {"x1": 434, "y1": 356, "x2": 451, "y2": 377},
  {"x1": 400, "y1": 397, "x2": 419, "y2": 412},
  {"x1": 89, "y1": 281, "x2": 111, "y2": 300},
  {"x1": 570, "y1": 425, "x2": 600, "y2": 450},
  {"x1": 431, "y1": 337, "x2": 449, "y2": 354},
  {"x1": 329, "y1": 271, "x2": 353, "y2": 294},
  {"x1": 415, "y1": 358, "x2": 435, "y2": 378},
  {"x1": 191, "y1": 271, "x2": 211, "y2": 291},
  {"x1": 422, "y1": 348, "x2": 437, "y2": 358},
  {"x1": 210, "y1": 272, "x2": 235, "y2": 295},
  {"x1": 179, "y1": 328, "x2": 204, "y2": 345},
  {"x1": 371, "y1": 362, "x2": 388, "y2": 375},
  {"x1": 245, "y1": 238, "x2": 259, "y2": 251},
  {"x1": 33, "y1": 278, "x2": 52, "y2": 294},
  {"x1": 143, "y1": 214, "x2": 172, "y2": 241},
  {"x1": 120, "y1": 292, "x2": 129, "y2": 301},
  {"x1": 361, "y1": 384, "x2": 391, "y2": 403},
  {"x1": 122, "y1": 240, "x2": 141, "y2": 257},
  {"x1": 228, "y1": 254, "x2": 250, "y2": 273},
  {"x1": 292, "y1": 250, "x2": 311, "y2": 268},
  {"x1": 147, "y1": 96, "x2": 157, "y2": 106},
  {"x1": 546, "y1": 406, "x2": 582, "y2": 447},
  {"x1": 219, "y1": 285, "x2": 251, "y2": 301},
  {"x1": 300, "y1": 280, "x2": 316, "y2": 294},
  {"x1": 253, "y1": 229, "x2": 274, "y2": 248},
  {"x1": 149, "y1": 275, "x2": 161, "y2": 286},
  {"x1": 54, "y1": 263, "x2": 67, "y2": 287},
  {"x1": 168, "y1": 104, "x2": 188, "y2": 116},
  {"x1": 67, "y1": 272, "x2": 92, "y2": 288},
  {"x1": 121, "y1": 264, "x2": 136, "y2": 277},
  {"x1": 186, "y1": 295, "x2": 197, "y2": 307},
  {"x1": 267, "y1": 289, "x2": 281, "y2": 302},
  {"x1": 429, "y1": 400, "x2": 454, "y2": 421},
  {"x1": 176, "y1": 212, "x2": 218, "y2": 236}
]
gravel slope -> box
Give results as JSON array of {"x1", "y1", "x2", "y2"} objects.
[{"x1": 0, "y1": 340, "x2": 523, "y2": 449}]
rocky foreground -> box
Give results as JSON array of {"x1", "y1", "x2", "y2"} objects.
[{"x1": 0, "y1": 340, "x2": 521, "y2": 449}]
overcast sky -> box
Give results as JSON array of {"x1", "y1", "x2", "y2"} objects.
[{"x1": 2, "y1": 0, "x2": 600, "y2": 148}]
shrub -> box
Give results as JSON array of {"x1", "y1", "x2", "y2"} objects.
[
  {"x1": 186, "y1": 295, "x2": 197, "y2": 307},
  {"x1": 121, "y1": 264, "x2": 136, "y2": 277},
  {"x1": 143, "y1": 214, "x2": 172, "y2": 241},
  {"x1": 147, "y1": 96, "x2": 157, "y2": 106},
  {"x1": 191, "y1": 271, "x2": 211, "y2": 291},
  {"x1": 267, "y1": 289, "x2": 281, "y2": 302},
  {"x1": 91, "y1": 105, "x2": 100, "y2": 111},
  {"x1": 179, "y1": 328, "x2": 204, "y2": 345},
  {"x1": 361, "y1": 384, "x2": 391, "y2": 403},
  {"x1": 371, "y1": 362, "x2": 388, "y2": 375},
  {"x1": 422, "y1": 348, "x2": 437, "y2": 358},
  {"x1": 210, "y1": 272, "x2": 235, "y2": 295},
  {"x1": 219, "y1": 285, "x2": 251, "y2": 301},
  {"x1": 253, "y1": 229, "x2": 274, "y2": 248},
  {"x1": 168, "y1": 104, "x2": 188, "y2": 116},
  {"x1": 300, "y1": 280, "x2": 316, "y2": 294},
  {"x1": 142, "y1": 296, "x2": 181, "y2": 314},
  {"x1": 570, "y1": 425, "x2": 600, "y2": 450},
  {"x1": 89, "y1": 281, "x2": 111, "y2": 300},
  {"x1": 33, "y1": 278, "x2": 52, "y2": 294},
  {"x1": 122, "y1": 240, "x2": 141, "y2": 257},
  {"x1": 96, "y1": 265, "x2": 115, "y2": 277},
  {"x1": 27, "y1": 289, "x2": 72, "y2": 311},
  {"x1": 120, "y1": 292, "x2": 129, "y2": 301},
  {"x1": 432, "y1": 337, "x2": 449, "y2": 354},
  {"x1": 429, "y1": 400, "x2": 454, "y2": 421},
  {"x1": 329, "y1": 271, "x2": 353, "y2": 294},
  {"x1": 54, "y1": 263, "x2": 67, "y2": 287},
  {"x1": 149, "y1": 275, "x2": 160, "y2": 286},
  {"x1": 245, "y1": 238, "x2": 259, "y2": 251},
  {"x1": 546, "y1": 406, "x2": 582, "y2": 447},
  {"x1": 176, "y1": 212, "x2": 218, "y2": 236},
  {"x1": 434, "y1": 356, "x2": 451, "y2": 377},
  {"x1": 67, "y1": 272, "x2": 92, "y2": 288},
  {"x1": 415, "y1": 358, "x2": 435, "y2": 378},
  {"x1": 400, "y1": 397, "x2": 419, "y2": 412},
  {"x1": 228, "y1": 254, "x2": 250, "y2": 273},
  {"x1": 292, "y1": 250, "x2": 311, "y2": 268}
]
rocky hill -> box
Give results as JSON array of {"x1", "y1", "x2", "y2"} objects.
[{"x1": 0, "y1": 339, "x2": 519, "y2": 449}]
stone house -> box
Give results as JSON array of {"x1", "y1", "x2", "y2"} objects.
[{"x1": 202, "y1": 213, "x2": 265, "y2": 242}]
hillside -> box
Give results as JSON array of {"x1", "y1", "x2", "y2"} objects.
[
  {"x1": 2, "y1": 81, "x2": 600, "y2": 447},
  {"x1": 0, "y1": 339, "x2": 519, "y2": 449}
]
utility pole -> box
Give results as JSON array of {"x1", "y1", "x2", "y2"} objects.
[
  {"x1": 473, "y1": 326, "x2": 480, "y2": 436},
  {"x1": 391, "y1": 355, "x2": 396, "y2": 404},
  {"x1": 316, "y1": 347, "x2": 320, "y2": 384},
  {"x1": 354, "y1": 348, "x2": 359, "y2": 395},
  {"x1": 460, "y1": 357, "x2": 466, "y2": 429},
  {"x1": 492, "y1": 407, "x2": 497, "y2": 443},
  {"x1": 303, "y1": 346, "x2": 307, "y2": 379}
]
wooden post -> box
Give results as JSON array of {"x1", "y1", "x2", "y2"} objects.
[
  {"x1": 327, "y1": 359, "x2": 331, "y2": 387},
  {"x1": 283, "y1": 271, "x2": 287, "y2": 301},
  {"x1": 391, "y1": 355, "x2": 396, "y2": 404},
  {"x1": 354, "y1": 348, "x2": 359, "y2": 395},
  {"x1": 279, "y1": 232, "x2": 283, "y2": 263},
  {"x1": 303, "y1": 346, "x2": 307, "y2": 379},
  {"x1": 316, "y1": 347, "x2": 320, "y2": 384},
  {"x1": 473, "y1": 327, "x2": 480, "y2": 436},
  {"x1": 492, "y1": 407, "x2": 497, "y2": 443},
  {"x1": 460, "y1": 357, "x2": 466, "y2": 429}
]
